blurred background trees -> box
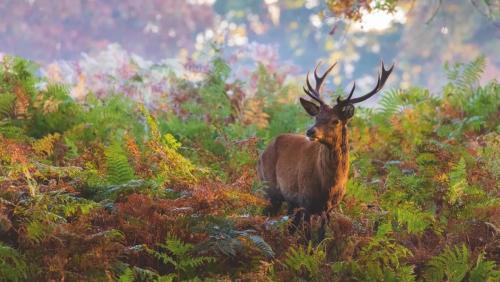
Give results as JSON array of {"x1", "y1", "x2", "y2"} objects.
[{"x1": 0, "y1": 0, "x2": 498, "y2": 97}]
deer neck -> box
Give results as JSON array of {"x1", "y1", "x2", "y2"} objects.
[
  {"x1": 318, "y1": 123, "x2": 350, "y2": 210},
  {"x1": 319, "y1": 123, "x2": 349, "y2": 163}
]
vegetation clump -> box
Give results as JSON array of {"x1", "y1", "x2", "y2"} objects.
[{"x1": 0, "y1": 55, "x2": 498, "y2": 281}]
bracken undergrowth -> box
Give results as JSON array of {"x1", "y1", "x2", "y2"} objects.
[{"x1": 0, "y1": 55, "x2": 498, "y2": 281}]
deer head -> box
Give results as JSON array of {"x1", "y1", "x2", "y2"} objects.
[{"x1": 300, "y1": 61, "x2": 394, "y2": 145}]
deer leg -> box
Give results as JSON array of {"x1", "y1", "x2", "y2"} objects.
[
  {"x1": 288, "y1": 206, "x2": 302, "y2": 234},
  {"x1": 303, "y1": 211, "x2": 312, "y2": 242},
  {"x1": 317, "y1": 212, "x2": 328, "y2": 242},
  {"x1": 289, "y1": 208, "x2": 312, "y2": 241},
  {"x1": 287, "y1": 202, "x2": 298, "y2": 215},
  {"x1": 263, "y1": 189, "x2": 283, "y2": 216}
]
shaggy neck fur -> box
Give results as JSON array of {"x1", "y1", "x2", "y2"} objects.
[{"x1": 318, "y1": 122, "x2": 349, "y2": 212}]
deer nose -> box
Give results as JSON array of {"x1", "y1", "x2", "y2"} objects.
[{"x1": 306, "y1": 128, "x2": 316, "y2": 137}]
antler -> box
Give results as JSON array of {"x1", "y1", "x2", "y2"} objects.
[
  {"x1": 303, "y1": 62, "x2": 337, "y2": 105},
  {"x1": 337, "y1": 61, "x2": 394, "y2": 105}
]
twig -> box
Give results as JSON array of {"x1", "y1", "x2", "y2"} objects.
[{"x1": 426, "y1": 0, "x2": 443, "y2": 24}]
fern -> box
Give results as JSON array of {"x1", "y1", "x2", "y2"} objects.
[
  {"x1": 33, "y1": 161, "x2": 83, "y2": 179},
  {"x1": 134, "y1": 267, "x2": 171, "y2": 282},
  {"x1": 445, "y1": 55, "x2": 485, "y2": 93},
  {"x1": 345, "y1": 179, "x2": 376, "y2": 204},
  {"x1": 378, "y1": 89, "x2": 403, "y2": 117},
  {"x1": 0, "y1": 92, "x2": 16, "y2": 118},
  {"x1": 105, "y1": 141, "x2": 136, "y2": 185},
  {"x1": 332, "y1": 228, "x2": 415, "y2": 282},
  {"x1": 462, "y1": 81, "x2": 499, "y2": 133},
  {"x1": 358, "y1": 236, "x2": 414, "y2": 279},
  {"x1": 423, "y1": 245, "x2": 500, "y2": 281},
  {"x1": 0, "y1": 243, "x2": 28, "y2": 282},
  {"x1": 14, "y1": 191, "x2": 97, "y2": 244},
  {"x1": 53, "y1": 192, "x2": 97, "y2": 217},
  {"x1": 196, "y1": 219, "x2": 275, "y2": 259},
  {"x1": 447, "y1": 157, "x2": 468, "y2": 206},
  {"x1": 28, "y1": 83, "x2": 82, "y2": 138},
  {"x1": 142, "y1": 106, "x2": 197, "y2": 185},
  {"x1": 98, "y1": 179, "x2": 159, "y2": 201},
  {"x1": 283, "y1": 241, "x2": 326, "y2": 281},
  {"x1": 383, "y1": 166, "x2": 433, "y2": 208},
  {"x1": 460, "y1": 56, "x2": 486, "y2": 90},
  {"x1": 423, "y1": 245, "x2": 470, "y2": 282},
  {"x1": 443, "y1": 56, "x2": 488, "y2": 128},
  {"x1": 70, "y1": 94, "x2": 144, "y2": 144},
  {"x1": 244, "y1": 233, "x2": 275, "y2": 259},
  {"x1": 115, "y1": 263, "x2": 175, "y2": 282},
  {"x1": 469, "y1": 252, "x2": 500, "y2": 282},
  {"x1": 0, "y1": 91, "x2": 26, "y2": 139},
  {"x1": 117, "y1": 267, "x2": 134, "y2": 282},
  {"x1": 479, "y1": 133, "x2": 500, "y2": 180},
  {"x1": 118, "y1": 266, "x2": 176, "y2": 282},
  {"x1": 147, "y1": 235, "x2": 215, "y2": 280},
  {"x1": 32, "y1": 132, "x2": 61, "y2": 157},
  {"x1": 394, "y1": 206, "x2": 434, "y2": 235},
  {"x1": 0, "y1": 121, "x2": 25, "y2": 139},
  {"x1": 24, "y1": 219, "x2": 52, "y2": 243}
]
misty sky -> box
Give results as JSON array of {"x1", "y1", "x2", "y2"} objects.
[{"x1": 0, "y1": 0, "x2": 498, "y2": 93}]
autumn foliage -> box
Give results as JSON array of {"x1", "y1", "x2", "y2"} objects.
[{"x1": 0, "y1": 54, "x2": 498, "y2": 281}]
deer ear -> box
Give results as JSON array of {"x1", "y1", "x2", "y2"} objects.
[
  {"x1": 341, "y1": 104, "x2": 355, "y2": 119},
  {"x1": 300, "y1": 98, "x2": 320, "y2": 116}
]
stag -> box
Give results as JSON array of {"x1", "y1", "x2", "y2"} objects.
[{"x1": 257, "y1": 61, "x2": 393, "y2": 237}]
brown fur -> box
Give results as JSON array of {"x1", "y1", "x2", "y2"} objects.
[
  {"x1": 257, "y1": 105, "x2": 349, "y2": 217},
  {"x1": 258, "y1": 61, "x2": 393, "y2": 238}
]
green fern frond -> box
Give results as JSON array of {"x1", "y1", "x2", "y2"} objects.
[
  {"x1": 331, "y1": 236, "x2": 415, "y2": 281},
  {"x1": 382, "y1": 265, "x2": 416, "y2": 282},
  {"x1": 461, "y1": 56, "x2": 486, "y2": 89},
  {"x1": 132, "y1": 266, "x2": 166, "y2": 281},
  {"x1": 177, "y1": 256, "x2": 215, "y2": 272},
  {"x1": 98, "y1": 179, "x2": 158, "y2": 201},
  {"x1": 117, "y1": 267, "x2": 134, "y2": 282},
  {"x1": 468, "y1": 252, "x2": 500, "y2": 282},
  {"x1": 345, "y1": 179, "x2": 376, "y2": 204},
  {"x1": 116, "y1": 264, "x2": 176, "y2": 282},
  {"x1": 245, "y1": 234, "x2": 275, "y2": 259},
  {"x1": 445, "y1": 55, "x2": 485, "y2": 93},
  {"x1": 157, "y1": 236, "x2": 193, "y2": 257},
  {"x1": 105, "y1": 142, "x2": 136, "y2": 184},
  {"x1": 447, "y1": 157, "x2": 468, "y2": 205},
  {"x1": 0, "y1": 90, "x2": 26, "y2": 139},
  {"x1": 424, "y1": 244, "x2": 470, "y2": 282},
  {"x1": 0, "y1": 243, "x2": 28, "y2": 282},
  {"x1": 44, "y1": 83, "x2": 71, "y2": 100},
  {"x1": 378, "y1": 89, "x2": 403, "y2": 117},
  {"x1": 44, "y1": 190, "x2": 97, "y2": 217},
  {"x1": 147, "y1": 235, "x2": 215, "y2": 279},
  {"x1": 0, "y1": 121, "x2": 26, "y2": 139},
  {"x1": 25, "y1": 219, "x2": 51, "y2": 243},
  {"x1": 424, "y1": 244, "x2": 500, "y2": 282},
  {"x1": 394, "y1": 207, "x2": 434, "y2": 235},
  {"x1": 197, "y1": 221, "x2": 275, "y2": 259},
  {"x1": 283, "y1": 241, "x2": 325, "y2": 280},
  {"x1": 14, "y1": 191, "x2": 97, "y2": 244},
  {"x1": 359, "y1": 237, "x2": 413, "y2": 272},
  {"x1": 0, "y1": 92, "x2": 16, "y2": 118},
  {"x1": 392, "y1": 265, "x2": 416, "y2": 282}
]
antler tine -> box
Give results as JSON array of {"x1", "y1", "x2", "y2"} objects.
[
  {"x1": 305, "y1": 71, "x2": 324, "y2": 105},
  {"x1": 303, "y1": 62, "x2": 337, "y2": 105},
  {"x1": 338, "y1": 61, "x2": 394, "y2": 105},
  {"x1": 303, "y1": 86, "x2": 323, "y2": 105},
  {"x1": 314, "y1": 62, "x2": 336, "y2": 92},
  {"x1": 337, "y1": 82, "x2": 356, "y2": 104}
]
